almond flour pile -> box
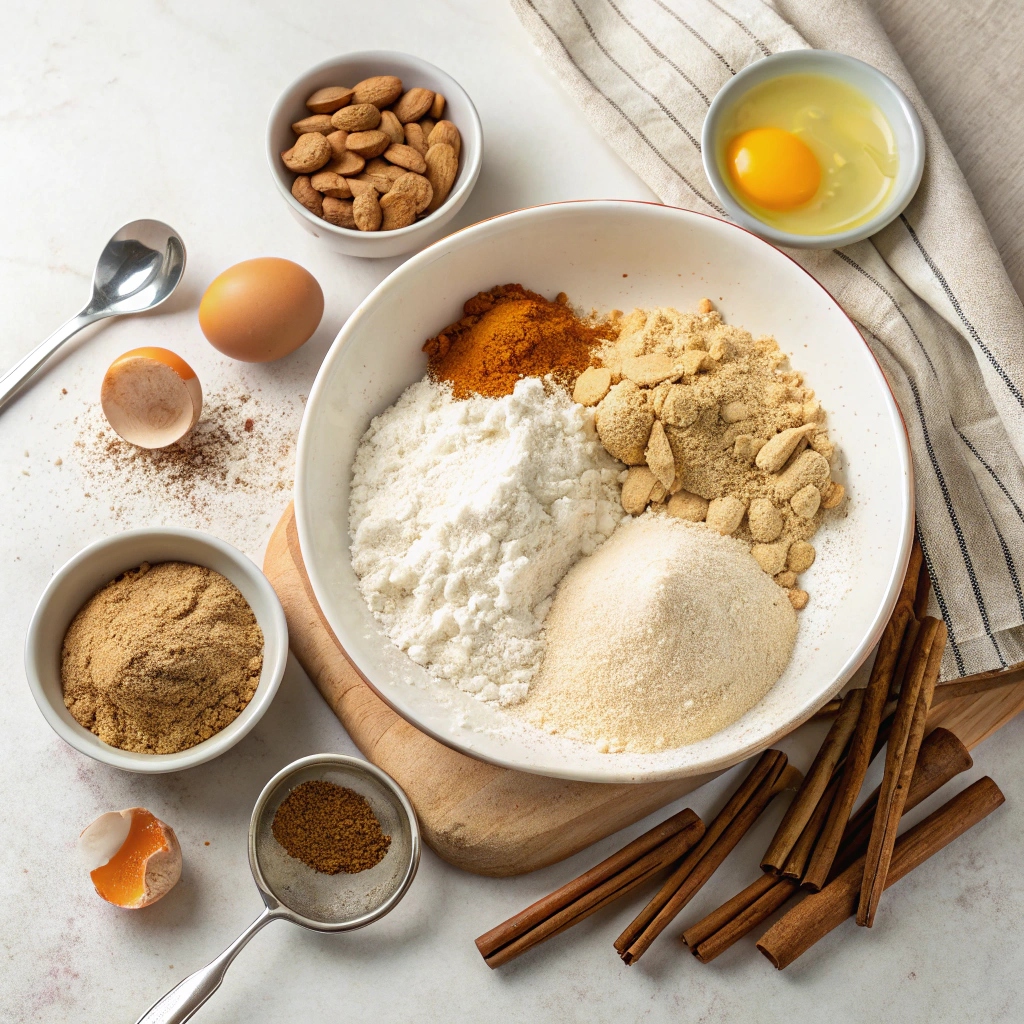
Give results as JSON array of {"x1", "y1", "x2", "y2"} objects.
[
  {"x1": 512, "y1": 513, "x2": 797, "y2": 753},
  {"x1": 576, "y1": 300, "x2": 844, "y2": 609}
]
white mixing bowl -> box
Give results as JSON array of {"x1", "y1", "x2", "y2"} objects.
[{"x1": 295, "y1": 201, "x2": 913, "y2": 783}]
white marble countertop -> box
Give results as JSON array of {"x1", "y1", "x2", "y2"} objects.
[{"x1": 2, "y1": 2, "x2": 1022, "y2": 1021}]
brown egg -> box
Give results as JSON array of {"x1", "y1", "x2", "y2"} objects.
[{"x1": 198, "y1": 257, "x2": 324, "y2": 362}]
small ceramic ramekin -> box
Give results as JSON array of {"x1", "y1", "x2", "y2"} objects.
[
  {"x1": 267, "y1": 51, "x2": 483, "y2": 258},
  {"x1": 702, "y1": 50, "x2": 925, "y2": 249},
  {"x1": 25, "y1": 527, "x2": 288, "y2": 773}
]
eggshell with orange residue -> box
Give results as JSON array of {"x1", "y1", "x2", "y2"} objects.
[{"x1": 79, "y1": 807, "x2": 182, "y2": 909}]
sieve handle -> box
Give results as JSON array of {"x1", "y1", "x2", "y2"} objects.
[{"x1": 133, "y1": 908, "x2": 280, "y2": 1024}]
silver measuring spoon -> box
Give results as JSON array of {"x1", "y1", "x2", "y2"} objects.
[
  {"x1": 0, "y1": 219, "x2": 185, "y2": 412},
  {"x1": 134, "y1": 754, "x2": 420, "y2": 1024}
]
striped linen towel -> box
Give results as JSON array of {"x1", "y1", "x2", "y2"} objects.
[{"x1": 511, "y1": 0, "x2": 1024, "y2": 679}]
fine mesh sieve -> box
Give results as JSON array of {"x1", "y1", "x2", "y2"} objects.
[
  {"x1": 134, "y1": 755, "x2": 420, "y2": 1024},
  {"x1": 251, "y1": 757, "x2": 417, "y2": 926}
]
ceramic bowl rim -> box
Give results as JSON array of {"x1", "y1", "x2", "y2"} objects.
[
  {"x1": 24, "y1": 526, "x2": 289, "y2": 773},
  {"x1": 701, "y1": 50, "x2": 926, "y2": 249}
]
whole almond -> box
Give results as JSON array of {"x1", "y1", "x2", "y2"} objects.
[
  {"x1": 403, "y1": 122, "x2": 427, "y2": 156},
  {"x1": 325, "y1": 151, "x2": 365, "y2": 176},
  {"x1": 429, "y1": 93, "x2": 446, "y2": 119},
  {"x1": 325, "y1": 129, "x2": 349, "y2": 158},
  {"x1": 347, "y1": 130, "x2": 390, "y2": 158},
  {"x1": 291, "y1": 114, "x2": 335, "y2": 135},
  {"x1": 392, "y1": 87, "x2": 434, "y2": 124},
  {"x1": 365, "y1": 157, "x2": 403, "y2": 182},
  {"x1": 310, "y1": 171, "x2": 353, "y2": 198},
  {"x1": 291, "y1": 175, "x2": 324, "y2": 216},
  {"x1": 381, "y1": 194, "x2": 417, "y2": 230},
  {"x1": 281, "y1": 132, "x2": 331, "y2": 173},
  {"x1": 428, "y1": 120, "x2": 461, "y2": 159},
  {"x1": 323, "y1": 197, "x2": 357, "y2": 228},
  {"x1": 348, "y1": 178, "x2": 380, "y2": 199},
  {"x1": 332, "y1": 103, "x2": 381, "y2": 132},
  {"x1": 353, "y1": 75, "x2": 403, "y2": 108},
  {"x1": 357, "y1": 171, "x2": 393, "y2": 194},
  {"x1": 384, "y1": 143, "x2": 427, "y2": 174},
  {"x1": 306, "y1": 86, "x2": 355, "y2": 114},
  {"x1": 424, "y1": 142, "x2": 457, "y2": 212},
  {"x1": 353, "y1": 191, "x2": 382, "y2": 231},
  {"x1": 379, "y1": 110, "x2": 405, "y2": 146},
  {"x1": 382, "y1": 172, "x2": 432, "y2": 213}
]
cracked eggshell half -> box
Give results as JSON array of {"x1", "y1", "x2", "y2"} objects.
[
  {"x1": 100, "y1": 347, "x2": 202, "y2": 449},
  {"x1": 79, "y1": 807, "x2": 182, "y2": 909}
]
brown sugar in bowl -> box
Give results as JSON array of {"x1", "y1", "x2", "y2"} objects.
[{"x1": 24, "y1": 526, "x2": 288, "y2": 773}]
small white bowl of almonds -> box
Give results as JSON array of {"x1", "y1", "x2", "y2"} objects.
[{"x1": 268, "y1": 52, "x2": 483, "y2": 258}]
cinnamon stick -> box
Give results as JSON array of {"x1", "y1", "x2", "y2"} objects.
[
  {"x1": 913, "y1": 549, "x2": 931, "y2": 619},
  {"x1": 803, "y1": 603, "x2": 913, "y2": 890},
  {"x1": 781, "y1": 774, "x2": 840, "y2": 880},
  {"x1": 898, "y1": 536, "x2": 924, "y2": 612},
  {"x1": 857, "y1": 619, "x2": 946, "y2": 926},
  {"x1": 683, "y1": 727, "x2": 972, "y2": 963},
  {"x1": 692, "y1": 879, "x2": 800, "y2": 963},
  {"x1": 615, "y1": 750, "x2": 791, "y2": 965},
  {"x1": 482, "y1": 821, "x2": 703, "y2": 968},
  {"x1": 762, "y1": 688, "x2": 864, "y2": 873},
  {"x1": 757, "y1": 776, "x2": 1004, "y2": 969},
  {"x1": 835, "y1": 726, "x2": 971, "y2": 876},
  {"x1": 783, "y1": 705, "x2": 899, "y2": 881},
  {"x1": 889, "y1": 616, "x2": 922, "y2": 701},
  {"x1": 613, "y1": 750, "x2": 782, "y2": 957},
  {"x1": 475, "y1": 806, "x2": 703, "y2": 962},
  {"x1": 681, "y1": 872, "x2": 784, "y2": 950}
]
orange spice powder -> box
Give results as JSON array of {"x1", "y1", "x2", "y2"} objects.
[{"x1": 422, "y1": 284, "x2": 616, "y2": 398}]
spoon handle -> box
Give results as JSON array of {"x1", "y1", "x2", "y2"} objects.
[
  {"x1": 134, "y1": 908, "x2": 279, "y2": 1024},
  {"x1": 0, "y1": 308, "x2": 108, "y2": 412}
]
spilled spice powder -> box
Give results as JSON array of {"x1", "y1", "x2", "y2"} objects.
[
  {"x1": 68, "y1": 385, "x2": 300, "y2": 551},
  {"x1": 271, "y1": 780, "x2": 392, "y2": 874},
  {"x1": 423, "y1": 284, "x2": 616, "y2": 398}
]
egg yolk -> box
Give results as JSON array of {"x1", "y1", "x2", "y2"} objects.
[
  {"x1": 90, "y1": 809, "x2": 168, "y2": 907},
  {"x1": 727, "y1": 128, "x2": 821, "y2": 211}
]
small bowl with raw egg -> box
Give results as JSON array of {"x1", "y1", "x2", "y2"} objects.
[{"x1": 702, "y1": 50, "x2": 924, "y2": 248}]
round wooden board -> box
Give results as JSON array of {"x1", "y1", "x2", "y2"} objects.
[{"x1": 264, "y1": 503, "x2": 1024, "y2": 877}]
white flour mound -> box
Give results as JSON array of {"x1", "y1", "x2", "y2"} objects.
[
  {"x1": 348, "y1": 377, "x2": 624, "y2": 705},
  {"x1": 513, "y1": 514, "x2": 798, "y2": 753}
]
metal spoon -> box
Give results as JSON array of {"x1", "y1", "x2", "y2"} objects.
[
  {"x1": 134, "y1": 754, "x2": 420, "y2": 1024},
  {"x1": 0, "y1": 219, "x2": 186, "y2": 412}
]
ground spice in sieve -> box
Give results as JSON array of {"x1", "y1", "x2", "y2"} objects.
[
  {"x1": 422, "y1": 283, "x2": 616, "y2": 398},
  {"x1": 271, "y1": 780, "x2": 392, "y2": 874}
]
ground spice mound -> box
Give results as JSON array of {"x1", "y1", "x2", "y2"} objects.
[
  {"x1": 271, "y1": 780, "x2": 392, "y2": 875},
  {"x1": 61, "y1": 562, "x2": 264, "y2": 754},
  {"x1": 422, "y1": 283, "x2": 615, "y2": 398}
]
